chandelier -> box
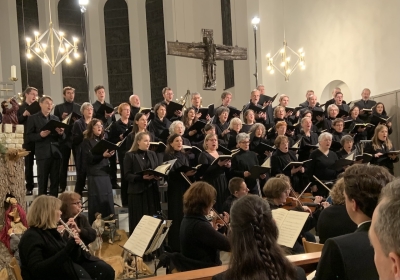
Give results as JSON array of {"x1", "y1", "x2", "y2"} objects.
[{"x1": 25, "y1": 0, "x2": 79, "y2": 74}]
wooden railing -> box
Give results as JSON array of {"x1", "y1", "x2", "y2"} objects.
[{"x1": 146, "y1": 252, "x2": 321, "y2": 280}]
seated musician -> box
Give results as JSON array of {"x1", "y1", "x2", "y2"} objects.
[
  {"x1": 316, "y1": 178, "x2": 357, "y2": 244},
  {"x1": 364, "y1": 124, "x2": 399, "y2": 175},
  {"x1": 18, "y1": 195, "x2": 115, "y2": 280},
  {"x1": 296, "y1": 117, "x2": 318, "y2": 162},
  {"x1": 348, "y1": 105, "x2": 367, "y2": 143},
  {"x1": 242, "y1": 109, "x2": 256, "y2": 133},
  {"x1": 214, "y1": 106, "x2": 230, "y2": 147},
  {"x1": 271, "y1": 135, "x2": 305, "y2": 192},
  {"x1": 369, "y1": 178, "x2": 400, "y2": 280},
  {"x1": 336, "y1": 135, "x2": 357, "y2": 158},
  {"x1": 231, "y1": 133, "x2": 266, "y2": 195},
  {"x1": 222, "y1": 177, "x2": 248, "y2": 214},
  {"x1": 367, "y1": 102, "x2": 393, "y2": 138},
  {"x1": 322, "y1": 104, "x2": 339, "y2": 132},
  {"x1": 314, "y1": 164, "x2": 394, "y2": 280},
  {"x1": 148, "y1": 103, "x2": 171, "y2": 143},
  {"x1": 212, "y1": 195, "x2": 306, "y2": 280},
  {"x1": 331, "y1": 118, "x2": 347, "y2": 149},
  {"x1": 226, "y1": 117, "x2": 242, "y2": 150},
  {"x1": 306, "y1": 132, "x2": 340, "y2": 197},
  {"x1": 180, "y1": 181, "x2": 230, "y2": 269}
]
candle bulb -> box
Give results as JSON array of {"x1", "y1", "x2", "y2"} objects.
[{"x1": 11, "y1": 65, "x2": 16, "y2": 78}]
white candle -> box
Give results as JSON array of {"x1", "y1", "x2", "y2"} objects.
[{"x1": 11, "y1": 65, "x2": 16, "y2": 78}]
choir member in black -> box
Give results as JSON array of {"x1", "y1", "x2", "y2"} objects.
[
  {"x1": 17, "y1": 87, "x2": 38, "y2": 195},
  {"x1": 222, "y1": 177, "x2": 248, "y2": 214},
  {"x1": 161, "y1": 87, "x2": 182, "y2": 120},
  {"x1": 296, "y1": 117, "x2": 319, "y2": 162},
  {"x1": 267, "y1": 121, "x2": 294, "y2": 148},
  {"x1": 180, "y1": 182, "x2": 230, "y2": 270},
  {"x1": 242, "y1": 109, "x2": 256, "y2": 133},
  {"x1": 278, "y1": 94, "x2": 299, "y2": 121},
  {"x1": 125, "y1": 112, "x2": 155, "y2": 150},
  {"x1": 364, "y1": 124, "x2": 398, "y2": 175},
  {"x1": 163, "y1": 134, "x2": 196, "y2": 252},
  {"x1": 54, "y1": 87, "x2": 82, "y2": 193},
  {"x1": 190, "y1": 92, "x2": 205, "y2": 119},
  {"x1": 26, "y1": 96, "x2": 65, "y2": 197},
  {"x1": 295, "y1": 110, "x2": 318, "y2": 134},
  {"x1": 299, "y1": 94, "x2": 323, "y2": 117},
  {"x1": 354, "y1": 88, "x2": 376, "y2": 121},
  {"x1": 271, "y1": 135, "x2": 305, "y2": 192},
  {"x1": 243, "y1": 89, "x2": 262, "y2": 117},
  {"x1": 368, "y1": 102, "x2": 393, "y2": 138},
  {"x1": 323, "y1": 104, "x2": 339, "y2": 132},
  {"x1": 324, "y1": 87, "x2": 344, "y2": 111},
  {"x1": 249, "y1": 123, "x2": 271, "y2": 163},
  {"x1": 198, "y1": 134, "x2": 231, "y2": 212},
  {"x1": 72, "y1": 102, "x2": 93, "y2": 195},
  {"x1": 226, "y1": 117, "x2": 242, "y2": 150},
  {"x1": 124, "y1": 132, "x2": 161, "y2": 234},
  {"x1": 128, "y1": 94, "x2": 141, "y2": 121},
  {"x1": 81, "y1": 119, "x2": 115, "y2": 224},
  {"x1": 92, "y1": 85, "x2": 115, "y2": 127},
  {"x1": 148, "y1": 102, "x2": 171, "y2": 143},
  {"x1": 182, "y1": 107, "x2": 202, "y2": 144},
  {"x1": 299, "y1": 90, "x2": 317, "y2": 108},
  {"x1": 336, "y1": 135, "x2": 357, "y2": 159},
  {"x1": 331, "y1": 118, "x2": 347, "y2": 149},
  {"x1": 214, "y1": 106, "x2": 230, "y2": 147},
  {"x1": 192, "y1": 123, "x2": 216, "y2": 151},
  {"x1": 18, "y1": 195, "x2": 115, "y2": 280},
  {"x1": 108, "y1": 103, "x2": 133, "y2": 206},
  {"x1": 170, "y1": 121, "x2": 196, "y2": 165},
  {"x1": 331, "y1": 91, "x2": 350, "y2": 117},
  {"x1": 214, "y1": 91, "x2": 233, "y2": 114},
  {"x1": 306, "y1": 132, "x2": 340, "y2": 197},
  {"x1": 231, "y1": 133, "x2": 266, "y2": 196},
  {"x1": 316, "y1": 178, "x2": 357, "y2": 244},
  {"x1": 213, "y1": 196, "x2": 307, "y2": 280},
  {"x1": 347, "y1": 105, "x2": 367, "y2": 143}
]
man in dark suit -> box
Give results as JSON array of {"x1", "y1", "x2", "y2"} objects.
[
  {"x1": 17, "y1": 87, "x2": 39, "y2": 195},
  {"x1": 243, "y1": 89, "x2": 273, "y2": 126},
  {"x1": 214, "y1": 91, "x2": 235, "y2": 114},
  {"x1": 354, "y1": 88, "x2": 376, "y2": 121},
  {"x1": 299, "y1": 90, "x2": 320, "y2": 108},
  {"x1": 26, "y1": 96, "x2": 65, "y2": 197},
  {"x1": 53, "y1": 86, "x2": 81, "y2": 193},
  {"x1": 324, "y1": 87, "x2": 347, "y2": 110},
  {"x1": 128, "y1": 94, "x2": 141, "y2": 120},
  {"x1": 331, "y1": 92, "x2": 350, "y2": 117},
  {"x1": 314, "y1": 165, "x2": 393, "y2": 280},
  {"x1": 369, "y1": 179, "x2": 400, "y2": 280},
  {"x1": 256, "y1": 84, "x2": 274, "y2": 123},
  {"x1": 161, "y1": 87, "x2": 182, "y2": 121},
  {"x1": 299, "y1": 94, "x2": 323, "y2": 118}
]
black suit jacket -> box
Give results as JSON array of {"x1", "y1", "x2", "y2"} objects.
[
  {"x1": 54, "y1": 101, "x2": 81, "y2": 147},
  {"x1": 26, "y1": 112, "x2": 65, "y2": 160},
  {"x1": 92, "y1": 100, "x2": 116, "y2": 126},
  {"x1": 124, "y1": 150, "x2": 159, "y2": 194},
  {"x1": 315, "y1": 222, "x2": 378, "y2": 280}
]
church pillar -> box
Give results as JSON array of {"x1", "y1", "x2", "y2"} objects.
[
  {"x1": 0, "y1": 0, "x2": 22, "y2": 94},
  {"x1": 37, "y1": 0, "x2": 63, "y2": 105},
  {"x1": 126, "y1": 0, "x2": 151, "y2": 106},
  {"x1": 85, "y1": 0, "x2": 109, "y2": 103}
]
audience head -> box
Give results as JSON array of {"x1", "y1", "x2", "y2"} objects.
[
  {"x1": 80, "y1": 102, "x2": 94, "y2": 118},
  {"x1": 132, "y1": 112, "x2": 148, "y2": 133},
  {"x1": 370, "y1": 179, "x2": 400, "y2": 280},
  {"x1": 94, "y1": 85, "x2": 105, "y2": 102},
  {"x1": 330, "y1": 178, "x2": 346, "y2": 205},
  {"x1": 129, "y1": 94, "x2": 140, "y2": 107},
  {"x1": 191, "y1": 92, "x2": 201, "y2": 107},
  {"x1": 183, "y1": 181, "x2": 216, "y2": 215},
  {"x1": 228, "y1": 177, "x2": 248, "y2": 198},
  {"x1": 154, "y1": 103, "x2": 167, "y2": 119},
  {"x1": 249, "y1": 123, "x2": 266, "y2": 138},
  {"x1": 236, "y1": 133, "x2": 250, "y2": 151},
  {"x1": 129, "y1": 131, "x2": 150, "y2": 152},
  {"x1": 226, "y1": 195, "x2": 296, "y2": 280},
  {"x1": 169, "y1": 120, "x2": 185, "y2": 136},
  {"x1": 62, "y1": 86, "x2": 75, "y2": 102},
  {"x1": 221, "y1": 91, "x2": 232, "y2": 106},
  {"x1": 84, "y1": 118, "x2": 104, "y2": 139},
  {"x1": 59, "y1": 191, "x2": 82, "y2": 220},
  {"x1": 165, "y1": 133, "x2": 183, "y2": 154},
  {"x1": 24, "y1": 86, "x2": 39, "y2": 104},
  {"x1": 229, "y1": 117, "x2": 242, "y2": 132},
  {"x1": 162, "y1": 87, "x2": 173, "y2": 102},
  {"x1": 344, "y1": 164, "x2": 394, "y2": 186},
  {"x1": 203, "y1": 133, "x2": 218, "y2": 151},
  {"x1": 263, "y1": 177, "x2": 290, "y2": 205},
  {"x1": 361, "y1": 88, "x2": 371, "y2": 100},
  {"x1": 27, "y1": 195, "x2": 61, "y2": 230}
]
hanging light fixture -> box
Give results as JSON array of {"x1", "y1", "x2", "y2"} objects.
[
  {"x1": 25, "y1": 0, "x2": 79, "y2": 74},
  {"x1": 265, "y1": 0, "x2": 305, "y2": 81}
]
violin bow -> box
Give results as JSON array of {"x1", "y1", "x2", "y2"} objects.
[{"x1": 313, "y1": 175, "x2": 333, "y2": 194}]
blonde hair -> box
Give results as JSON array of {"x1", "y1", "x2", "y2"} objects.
[
  {"x1": 118, "y1": 102, "x2": 130, "y2": 114},
  {"x1": 203, "y1": 133, "x2": 218, "y2": 150},
  {"x1": 129, "y1": 131, "x2": 150, "y2": 152},
  {"x1": 330, "y1": 178, "x2": 346, "y2": 205},
  {"x1": 372, "y1": 124, "x2": 392, "y2": 150},
  {"x1": 27, "y1": 195, "x2": 61, "y2": 229}
]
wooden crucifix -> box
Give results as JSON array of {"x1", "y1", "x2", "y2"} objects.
[{"x1": 167, "y1": 29, "x2": 247, "y2": 91}]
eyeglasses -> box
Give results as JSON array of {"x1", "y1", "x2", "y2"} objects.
[
  {"x1": 71, "y1": 201, "x2": 82, "y2": 205},
  {"x1": 240, "y1": 141, "x2": 250, "y2": 144}
]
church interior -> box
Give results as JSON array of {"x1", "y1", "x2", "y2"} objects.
[{"x1": 0, "y1": 0, "x2": 399, "y2": 279}]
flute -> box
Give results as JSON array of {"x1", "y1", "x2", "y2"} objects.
[
  {"x1": 73, "y1": 209, "x2": 83, "y2": 220},
  {"x1": 59, "y1": 218, "x2": 90, "y2": 252}
]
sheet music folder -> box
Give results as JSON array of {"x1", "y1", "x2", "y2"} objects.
[
  {"x1": 121, "y1": 215, "x2": 172, "y2": 258},
  {"x1": 40, "y1": 119, "x2": 69, "y2": 133}
]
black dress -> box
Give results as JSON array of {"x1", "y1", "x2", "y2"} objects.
[
  {"x1": 296, "y1": 131, "x2": 319, "y2": 162},
  {"x1": 364, "y1": 140, "x2": 399, "y2": 175},
  {"x1": 124, "y1": 149, "x2": 161, "y2": 234},
  {"x1": 226, "y1": 130, "x2": 239, "y2": 150},
  {"x1": 271, "y1": 149, "x2": 305, "y2": 192},
  {"x1": 148, "y1": 116, "x2": 171, "y2": 143},
  {"x1": 348, "y1": 116, "x2": 367, "y2": 143},
  {"x1": 164, "y1": 151, "x2": 193, "y2": 252},
  {"x1": 81, "y1": 137, "x2": 115, "y2": 224},
  {"x1": 214, "y1": 120, "x2": 229, "y2": 147},
  {"x1": 198, "y1": 151, "x2": 229, "y2": 212},
  {"x1": 71, "y1": 118, "x2": 88, "y2": 195},
  {"x1": 231, "y1": 149, "x2": 261, "y2": 195}
]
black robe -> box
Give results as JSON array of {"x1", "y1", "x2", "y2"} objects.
[
  {"x1": 198, "y1": 151, "x2": 230, "y2": 212},
  {"x1": 231, "y1": 149, "x2": 261, "y2": 195},
  {"x1": 124, "y1": 149, "x2": 160, "y2": 234}
]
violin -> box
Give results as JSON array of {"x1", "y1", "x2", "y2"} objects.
[
  {"x1": 283, "y1": 188, "x2": 320, "y2": 213},
  {"x1": 206, "y1": 208, "x2": 229, "y2": 231}
]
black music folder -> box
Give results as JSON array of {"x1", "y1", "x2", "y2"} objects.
[
  {"x1": 91, "y1": 139, "x2": 119, "y2": 155},
  {"x1": 338, "y1": 109, "x2": 349, "y2": 118},
  {"x1": 149, "y1": 142, "x2": 167, "y2": 153},
  {"x1": 166, "y1": 101, "x2": 184, "y2": 119},
  {"x1": 40, "y1": 120, "x2": 69, "y2": 133},
  {"x1": 211, "y1": 155, "x2": 233, "y2": 165},
  {"x1": 217, "y1": 145, "x2": 234, "y2": 155},
  {"x1": 253, "y1": 142, "x2": 276, "y2": 155},
  {"x1": 139, "y1": 107, "x2": 152, "y2": 115},
  {"x1": 283, "y1": 159, "x2": 312, "y2": 171},
  {"x1": 227, "y1": 106, "x2": 242, "y2": 121},
  {"x1": 62, "y1": 111, "x2": 82, "y2": 126},
  {"x1": 97, "y1": 103, "x2": 114, "y2": 114},
  {"x1": 198, "y1": 104, "x2": 214, "y2": 119},
  {"x1": 135, "y1": 159, "x2": 176, "y2": 177},
  {"x1": 258, "y1": 93, "x2": 278, "y2": 106},
  {"x1": 249, "y1": 165, "x2": 270, "y2": 179},
  {"x1": 370, "y1": 115, "x2": 392, "y2": 126},
  {"x1": 311, "y1": 110, "x2": 325, "y2": 122},
  {"x1": 187, "y1": 120, "x2": 207, "y2": 133},
  {"x1": 355, "y1": 153, "x2": 373, "y2": 163},
  {"x1": 26, "y1": 101, "x2": 41, "y2": 115},
  {"x1": 247, "y1": 103, "x2": 268, "y2": 114}
]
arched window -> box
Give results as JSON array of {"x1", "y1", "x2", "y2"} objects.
[{"x1": 104, "y1": 0, "x2": 133, "y2": 106}]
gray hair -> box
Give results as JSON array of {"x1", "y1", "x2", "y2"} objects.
[
  {"x1": 374, "y1": 179, "x2": 400, "y2": 256},
  {"x1": 216, "y1": 106, "x2": 230, "y2": 116},
  {"x1": 318, "y1": 132, "x2": 332, "y2": 142},
  {"x1": 229, "y1": 117, "x2": 242, "y2": 129},
  {"x1": 301, "y1": 116, "x2": 312, "y2": 125},
  {"x1": 80, "y1": 102, "x2": 93, "y2": 114},
  {"x1": 249, "y1": 123, "x2": 266, "y2": 138},
  {"x1": 169, "y1": 120, "x2": 185, "y2": 135},
  {"x1": 191, "y1": 92, "x2": 200, "y2": 98},
  {"x1": 236, "y1": 132, "x2": 250, "y2": 144},
  {"x1": 340, "y1": 135, "x2": 354, "y2": 146},
  {"x1": 327, "y1": 104, "x2": 339, "y2": 113}
]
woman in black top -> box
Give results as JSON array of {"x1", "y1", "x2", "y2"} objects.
[
  {"x1": 169, "y1": 120, "x2": 196, "y2": 165},
  {"x1": 71, "y1": 102, "x2": 93, "y2": 195},
  {"x1": 226, "y1": 117, "x2": 242, "y2": 150},
  {"x1": 307, "y1": 132, "x2": 340, "y2": 197},
  {"x1": 249, "y1": 123, "x2": 271, "y2": 163},
  {"x1": 124, "y1": 132, "x2": 161, "y2": 234},
  {"x1": 242, "y1": 109, "x2": 255, "y2": 133},
  {"x1": 212, "y1": 195, "x2": 306, "y2": 280},
  {"x1": 267, "y1": 121, "x2": 295, "y2": 148},
  {"x1": 214, "y1": 107, "x2": 230, "y2": 147},
  {"x1": 330, "y1": 118, "x2": 347, "y2": 151},
  {"x1": 368, "y1": 102, "x2": 393, "y2": 138},
  {"x1": 347, "y1": 105, "x2": 367, "y2": 143},
  {"x1": 296, "y1": 117, "x2": 319, "y2": 162},
  {"x1": 148, "y1": 103, "x2": 171, "y2": 143},
  {"x1": 81, "y1": 119, "x2": 115, "y2": 224},
  {"x1": 198, "y1": 134, "x2": 231, "y2": 212},
  {"x1": 180, "y1": 182, "x2": 230, "y2": 269},
  {"x1": 125, "y1": 112, "x2": 155, "y2": 150},
  {"x1": 323, "y1": 104, "x2": 339, "y2": 132},
  {"x1": 364, "y1": 124, "x2": 398, "y2": 175},
  {"x1": 336, "y1": 135, "x2": 358, "y2": 159},
  {"x1": 182, "y1": 107, "x2": 204, "y2": 145},
  {"x1": 163, "y1": 134, "x2": 196, "y2": 252}
]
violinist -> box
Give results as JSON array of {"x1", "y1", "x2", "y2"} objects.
[{"x1": 222, "y1": 177, "x2": 248, "y2": 214}]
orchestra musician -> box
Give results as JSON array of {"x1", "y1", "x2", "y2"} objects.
[
  {"x1": 18, "y1": 195, "x2": 115, "y2": 280},
  {"x1": 198, "y1": 133, "x2": 231, "y2": 212},
  {"x1": 214, "y1": 106, "x2": 230, "y2": 147},
  {"x1": 81, "y1": 119, "x2": 115, "y2": 224},
  {"x1": 364, "y1": 124, "x2": 399, "y2": 175},
  {"x1": 222, "y1": 177, "x2": 248, "y2": 214},
  {"x1": 124, "y1": 132, "x2": 161, "y2": 234},
  {"x1": 72, "y1": 102, "x2": 93, "y2": 195},
  {"x1": 148, "y1": 103, "x2": 171, "y2": 143}
]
